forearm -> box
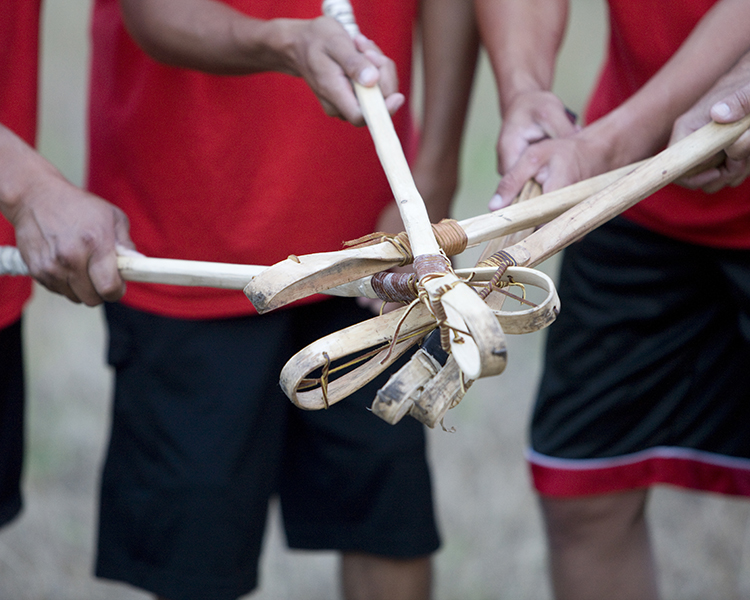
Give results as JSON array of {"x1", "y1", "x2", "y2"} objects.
[
  {"x1": 474, "y1": 0, "x2": 568, "y2": 113},
  {"x1": 413, "y1": 0, "x2": 480, "y2": 221},
  {"x1": 119, "y1": 0, "x2": 307, "y2": 75},
  {"x1": 582, "y1": 0, "x2": 750, "y2": 167},
  {"x1": 0, "y1": 124, "x2": 133, "y2": 304},
  {"x1": 118, "y1": 0, "x2": 405, "y2": 125},
  {"x1": 0, "y1": 125, "x2": 60, "y2": 224}
]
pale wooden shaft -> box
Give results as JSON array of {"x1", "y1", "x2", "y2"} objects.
[
  {"x1": 117, "y1": 255, "x2": 264, "y2": 289},
  {"x1": 460, "y1": 161, "x2": 643, "y2": 246},
  {"x1": 478, "y1": 179, "x2": 542, "y2": 263},
  {"x1": 243, "y1": 162, "x2": 644, "y2": 312},
  {"x1": 508, "y1": 116, "x2": 750, "y2": 269},
  {"x1": 323, "y1": 0, "x2": 440, "y2": 258}
]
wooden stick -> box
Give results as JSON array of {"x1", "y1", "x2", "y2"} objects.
[
  {"x1": 0, "y1": 248, "x2": 265, "y2": 289},
  {"x1": 496, "y1": 115, "x2": 750, "y2": 273},
  {"x1": 0, "y1": 246, "x2": 555, "y2": 310},
  {"x1": 244, "y1": 160, "x2": 643, "y2": 313},
  {"x1": 477, "y1": 179, "x2": 543, "y2": 263},
  {"x1": 369, "y1": 146, "x2": 729, "y2": 427},
  {"x1": 322, "y1": 0, "x2": 438, "y2": 258},
  {"x1": 321, "y1": 0, "x2": 506, "y2": 380}
]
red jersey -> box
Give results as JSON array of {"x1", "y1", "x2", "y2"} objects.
[
  {"x1": 0, "y1": 0, "x2": 40, "y2": 329},
  {"x1": 88, "y1": 0, "x2": 419, "y2": 319},
  {"x1": 586, "y1": 0, "x2": 750, "y2": 248}
]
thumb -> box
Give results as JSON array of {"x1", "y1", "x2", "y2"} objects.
[
  {"x1": 490, "y1": 162, "x2": 539, "y2": 211},
  {"x1": 113, "y1": 208, "x2": 136, "y2": 252},
  {"x1": 711, "y1": 84, "x2": 750, "y2": 123}
]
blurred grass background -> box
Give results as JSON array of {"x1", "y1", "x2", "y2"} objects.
[{"x1": 3, "y1": 1, "x2": 750, "y2": 599}]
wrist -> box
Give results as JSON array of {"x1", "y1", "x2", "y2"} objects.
[
  {"x1": 233, "y1": 18, "x2": 303, "y2": 76},
  {"x1": 499, "y1": 74, "x2": 550, "y2": 115},
  {"x1": 0, "y1": 139, "x2": 59, "y2": 224},
  {"x1": 580, "y1": 110, "x2": 666, "y2": 169}
]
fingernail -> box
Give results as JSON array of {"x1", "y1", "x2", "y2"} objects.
[
  {"x1": 358, "y1": 66, "x2": 378, "y2": 86},
  {"x1": 713, "y1": 102, "x2": 732, "y2": 120},
  {"x1": 489, "y1": 194, "x2": 504, "y2": 211}
]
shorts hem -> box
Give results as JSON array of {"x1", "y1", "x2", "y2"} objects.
[
  {"x1": 286, "y1": 529, "x2": 440, "y2": 559},
  {"x1": 96, "y1": 561, "x2": 257, "y2": 600},
  {"x1": 527, "y1": 446, "x2": 750, "y2": 498},
  {"x1": 0, "y1": 496, "x2": 22, "y2": 528}
]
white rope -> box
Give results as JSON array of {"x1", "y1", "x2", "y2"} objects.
[
  {"x1": 0, "y1": 246, "x2": 29, "y2": 276},
  {"x1": 322, "y1": 0, "x2": 360, "y2": 37}
]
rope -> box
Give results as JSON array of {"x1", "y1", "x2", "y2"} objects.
[
  {"x1": 0, "y1": 247, "x2": 29, "y2": 276},
  {"x1": 477, "y1": 250, "x2": 517, "y2": 300},
  {"x1": 370, "y1": 271, "x2": 419, "y2": 304},
  {"x1": 343, "y1": 231, "x2": 413, "y2": 266},
  {"x1": 342, "y1": 218, "x2": 468, "y2": 266},
  {"x1": 413, "y1": 253, "x2": 451, "y2": 280},
  {"x1": 431, "y1": 219, "x2": 468, "y2": 257}
]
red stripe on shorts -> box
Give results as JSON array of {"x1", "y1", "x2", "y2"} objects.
[{"x1": 527, "y1": 447, "x2": 750, "y2": 498}]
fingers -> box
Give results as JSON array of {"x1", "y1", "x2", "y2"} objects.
[
  {"x1": 498, "y1": 123, "x2": 544, "y2": 176},
  {"x1": 383, "y1": 93, "x2": 406, "y2": 115},
  {"x1": 677, "y1": 156, "x2": 750, "y2": 193},
  {"x1": 85, "y1": 248, "x2": 126, "y2": 304},
  {"x1": 83, "y1": 209, "x2": 133, "y2": 302},
  {"x1": 306, "y1": 19, "x2": 403, "y2": 125},
  {"x1": 354, "y1": 35, "x2": 398, "y2": 96},
  {"x1": 677, "y1": 167, "x2": 722, "y2": 190},
  {"x1": 489, "y1": 133, "x2": 600, "y2": 211},
  {"x1": 333, "y1": 35, "x2": 404, "y2": 123},
  {"x1": 113, "y1": 207, "x2": 135, "y2": 252},
  {"x1": 537, "y1": 102, "x2": 579, "y2": 141},
  {"x1": 25, "y1": 240, "x2": 125, "y2": 306},
  {"x1": 710, "y1": 84, "x2": 750, "y2": 124},
  {"x1": 710, "y1": 84, "x2": 750, "y2": 163},
  {"x1": 726, "y1": 128, "x2": 750, "y2": 163},
  {"x1": 497, "y1": 92, "x2": 579, "y2": 174},
  {"x1": 490, "y1": 151, "x2": 545, "y2": 210},
  {"x1": 14, "y1": 186, "x2": 133, "y2": 306}
]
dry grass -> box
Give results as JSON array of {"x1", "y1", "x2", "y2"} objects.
[{"x1": 3, "y1": 1, "x2": 750, "y2": 599}]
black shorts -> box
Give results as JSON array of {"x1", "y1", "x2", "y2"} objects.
[
  {"x1": 0, "y1": 319, "x2": 24, "y2": 528},
  {"x1": 97, "y1": 298, "x2": 439, "y2": 600},
  {"x1": 529, "y1": 217, "x2": 750, "y2": 498}
]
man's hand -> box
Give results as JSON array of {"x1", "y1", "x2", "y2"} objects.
[
  {"x1": 490, "y1": 129, "x2": 609, "y2": 211},
  {"x1": 671, "y1": 54, "x2": 750, "y2": 192},
  {"x1": 9, "y1": 170, "x2": 133, "y2": 306},
  {"x1": 283, "y1": 18, "x2": 404, "y2": 126},
  {"x1": 490, "y1": 90, "x2": 578, "y2": 209}
]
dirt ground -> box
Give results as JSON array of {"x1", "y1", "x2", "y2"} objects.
[{"x1": 3, "y1": 1, "x2": 750, "y2": 599}]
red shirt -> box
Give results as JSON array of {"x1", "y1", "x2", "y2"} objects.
[
  {"x1": 0, "y1": 0, "x2": 40, "y2": 328},
  {"x1": 587, "y1": 0, "x2": 750, "y2": 248},
  {"x1": 88, "y1": 0, "x2": 419, "y2": 319}
]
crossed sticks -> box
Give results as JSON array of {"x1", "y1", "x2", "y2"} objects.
[
  {"x1": 252, "y1": 111, "x2": 750, "y2": 426},
  {"x1": 4, "y1": 111, "x2": 749, "y2": 428}
]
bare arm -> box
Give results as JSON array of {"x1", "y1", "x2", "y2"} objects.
[
  {"x1": 412, "y1": 0, "x2": 480, "y2": 223},
  {"x1": 474, "y1": 0, "x2": 575, "y2": 182},
  {"x1": 0, "y1": 124, "x2": 133, "y2": 305},
  {"x1": 493, "y1": 0, "x2": 750, "y2": 203},
  {"x1": 118, "y1": 0, "x2": 404, "y2": 125}
]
